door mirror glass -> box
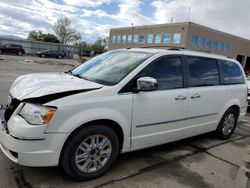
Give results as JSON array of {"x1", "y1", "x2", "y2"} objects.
[{"x1": 137, "y1": 77, "x2": 158, "y2": 91}]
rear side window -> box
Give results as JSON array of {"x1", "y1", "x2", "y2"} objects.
[
  {"x1": 220, "y1": 60, "x2": 245, "y2": 84},
  {"x1": 188, "y1": 57, "x2": 219, "y2": 87},
  {"x1": 139, "y1": 56, "x2": 183, "y2": 90}
]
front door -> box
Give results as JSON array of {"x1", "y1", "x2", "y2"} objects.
[{"x1": 131, "y1": 56, "x2": 189, "y2": 149}]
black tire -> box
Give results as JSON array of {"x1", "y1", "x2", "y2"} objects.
[
  {"x1": 214, "y1": 108, "x2": 238, "y2": 140},
  {"x1": 17, "y1": 51, "x2": 23, "y2": 56},
  {"x1": 41, "y1": 54, "x2": 45, "y2": 58},
  {"x1": 58, "y1": 55, "x2": 62, "y2": 59},
  {"x1": 0, "y1": 50, "x2": 2, "y2": 54},
  {"x1": 61, "y1": 124, "x2": 120, "y2": 180}
]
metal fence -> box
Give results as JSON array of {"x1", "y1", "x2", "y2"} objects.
[{"x1": 0, "y1": 37, "x2": 80, "y2": 57}]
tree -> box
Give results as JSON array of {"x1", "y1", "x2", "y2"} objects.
[
  {"x1": 72, "y1": 32, "x2": 82, "y2": 46},
  {"x1": 52, "y1": 17, "x2": 78, "y2": 44},
  {"x1": 90, "y1": 37, "x2": 108, "y2": 53},
  {"x1": 27, "y1": 30, "x2": 60, "y2": 43}
]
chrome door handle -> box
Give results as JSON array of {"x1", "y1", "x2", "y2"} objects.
[
  {"x1": 175, "y1": 95, "x2": 187, "y2": 100},
  {"x1": 191, "y1": 94, "x2": 201, "y2": 99}
]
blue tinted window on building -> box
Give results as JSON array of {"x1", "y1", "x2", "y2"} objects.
[
  {"x1": 191, "y1": 34, "x2": 197, "y2": 45},
  {"x1": 212, "y1": 40, "x2": 217, "y2": 49},
  {"x1": 205, "y1": 39, "x2": 211, "y2": 48},
  {"x1": 139, "y1": 35, "x2": 145, "y2": 43},
  {"x1": 220, "y1": 60, "x2": 245, "y2": 84},
  {"x1": 133, "y1": 35, "x2": 139, "y2": 43},
  {"x1": 122, "y1": 35, "x2": 126, "y2": 43},
  {"x1": 117, "y1": 35, "x2": 121, "y2": 43},
  {"x1": 173, "y1": 33, "x2": 181, "y2": 44},
  {"x1": 112, "y1": 35, "x2": 116, "y2": 43},
  {"x1": 223, "y1": 43, "x2": 229, "y2": 52},
  {"x1": 147, "y1": 34, "x2": 153, "y2": 43},
  {"x1": 127, "y1": 35, "x2": 132, "y2": 43},
  {"x1": 155, "y1": 34, "x2": 162, "y2": 43},
  {"x1": 199, "y1": 36, "x2": 205, "y2": 47},
  {"x1": 218, "y1": 41, "x2": 223, "y2": 50},
  {"x1": 163, "y1": 33, "x2": 171, "y2": 44}
]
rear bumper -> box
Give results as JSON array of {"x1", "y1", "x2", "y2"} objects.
[{"x1": 0, "y1": 106, "x2": 69, "y2": 167}]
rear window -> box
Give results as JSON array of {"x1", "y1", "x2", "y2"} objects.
[
  {"x1": 220, "y1": 60, "x2": 245, "y2": 84},
  {"x1": 187, "y1": 57, "x2": 219, "y2": 87}
]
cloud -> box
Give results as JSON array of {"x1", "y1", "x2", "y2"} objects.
[
  {"x1": 0, "y1": 0, "x2": 250, "y2": 44},
  {"x1": 64, "y1": 0, "x2": 113, "y2": 7},
  {"x1": 151, "y1": 0, "x2": 250, "y2": 39}
]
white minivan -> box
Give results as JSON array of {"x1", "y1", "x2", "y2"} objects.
[{"x1": 0, "y1": 48, "x2": 248, "y2": 180}]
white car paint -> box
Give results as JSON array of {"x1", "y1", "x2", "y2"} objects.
[{"x1": 0, "y1": 48, "x2": 248, "y2": 168}]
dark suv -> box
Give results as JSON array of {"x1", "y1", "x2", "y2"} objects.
[
  {"x1": 36, "y1": 50, "x2": 66, "y2": 59},
  {"x1": 0, "y1": 44, "x2": 25, "y2": 56}
]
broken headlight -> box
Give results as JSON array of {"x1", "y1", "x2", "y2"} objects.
[{"x1": 19, "y1": 103, "x2": 56, "y2": 125}]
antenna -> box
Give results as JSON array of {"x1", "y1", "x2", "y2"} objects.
[
  {"x1": 170, "y1": 17, "x2": 173, "y2": 23},
  {"x1": 188, "y1": 6, "x2": 191, "y2": 21}
]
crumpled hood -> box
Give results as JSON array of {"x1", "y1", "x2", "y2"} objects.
[{"x1": 10, "y1": 72, "x2": 103, "y2": 100}]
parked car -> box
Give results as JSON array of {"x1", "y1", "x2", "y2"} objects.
[
  {"x1": 0, "y1": 48, "x2": 247, "y2": 180},
  {"x1": 246, "y1": 75, "x2": 250, "y2": 106},
  {"x1": 0, "y1": 44, "x2": 25, "y2": 56},
  {"x1": 36, "y1": 50, "x2": 66, "y2": 58}
]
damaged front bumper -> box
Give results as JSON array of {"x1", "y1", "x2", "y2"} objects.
[{"x1": 0, "y1": 105, "x2": 69, "y2": 167}]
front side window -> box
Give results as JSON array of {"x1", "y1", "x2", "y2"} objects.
[
  {"x1": 173, "y1": 33, "x2": 181, "y2": 44},
  {"x1": 133, "y1": 35, "x2": 139, "y2": 43},
  {"x1": 163, "y1": 33, "x2": 171, "y2": 44},
  {"x1": 72, "y1": 51, "x2": 152, "y2": 85},
  {"x1": 188, "y1": 57, "x2": 219, "y2": 87},
  {"x1": 147, "y1": 34, "x2": 153, "y2": 43},
  {"x1": 127, "y1": 35, "x2": 132, "y2": 43},
  {"x1": 220, "y1": 60, "x2": 245, "y2": 84},
  {"x1": 112, "y1": 35, "x2": 116, "y2": 43},
  {"x1": 139, "y1": 35, "x2": 145, "y2": 43},
  {"x1": 138, "y1": 56, "x2": 183, "y2": 90},
  {"x1": 155, "y1": 34, "x2": 162, "y2": 44}
]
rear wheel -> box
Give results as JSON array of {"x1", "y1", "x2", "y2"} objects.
[
  {"x1": 214, "y1": 108, "x2": 238, "y2": 139},
  {"x1": 41, "y1": 54, "x2": 45, "y2": 58},
  {"x1": 58, "y1": 55, "x2": 62, "y2": 59},
  {"x1": 61, "y1": 124, "x2": 119, "y2": 180},
  {"x1": 17, "y1": 51, "x2": 23, "y2": 56},
  {"x1": 0, "y1": 50, "x2": 2, "y2": 54}
]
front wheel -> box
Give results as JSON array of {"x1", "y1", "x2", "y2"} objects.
[
  {"x1": 214, "y1": 108, "x2": 238, "y2": 139},
  {"x1": 61, "y1": 124, "x2": 120, "y2": 180}
]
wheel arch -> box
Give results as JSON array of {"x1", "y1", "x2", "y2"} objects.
[{"x1": 59, "y1": 119, "x2": 124, "y2": 165}]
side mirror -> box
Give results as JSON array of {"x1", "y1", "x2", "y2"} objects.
[{"x1": 136, "y1": 77, "x2": 158, "y2": 92}]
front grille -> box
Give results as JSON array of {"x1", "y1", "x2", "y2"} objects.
[{"x1": 4, "y1": 98, "x2": 20, "y2": 121}]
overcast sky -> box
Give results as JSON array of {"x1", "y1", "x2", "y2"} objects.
[{"x1": 0, "y1": 0, "x2": 249, "y2": 43}]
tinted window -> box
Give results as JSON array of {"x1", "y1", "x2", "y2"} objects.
[
  {"x1": 139, "y1": 56, "x2": 183, "y2": 90},
  {"x1": 155, "y1": 34, "x2": 162, "y2": 43},
  {"x1": 147, "y1": 34, "x2": 153, "y2": 43},
  {"x1": 163, "y1": 33, "x2": 171, "y2": 44},
  {"x1": 220, "y1": 60, "x2": 245, "y2": 84},
  {"x1": 199, "y1": 36, "x2": 205, "y2": 47},
  {"x1": 133, "y1": 35, "x2": 138, "y2": 43},
  {"x1": 191, "y1": 34, "x2": 197, "y2": 45},
  {"x1": 127, "y1": 35, "x2": 132, "y2": 43},
  {"x1": 139, "y1": 35, "x2": 145, "y2": 43},
  {"x1": 188, "y1": 57, "x2": 219, "y2": 87},
  {"x1": 173, "y1": 33, "x2": 181, "y2": 44}
]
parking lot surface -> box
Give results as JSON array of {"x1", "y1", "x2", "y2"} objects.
[{"x1": 0, "y1": 54, "x2": 250, "y2": 188}]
